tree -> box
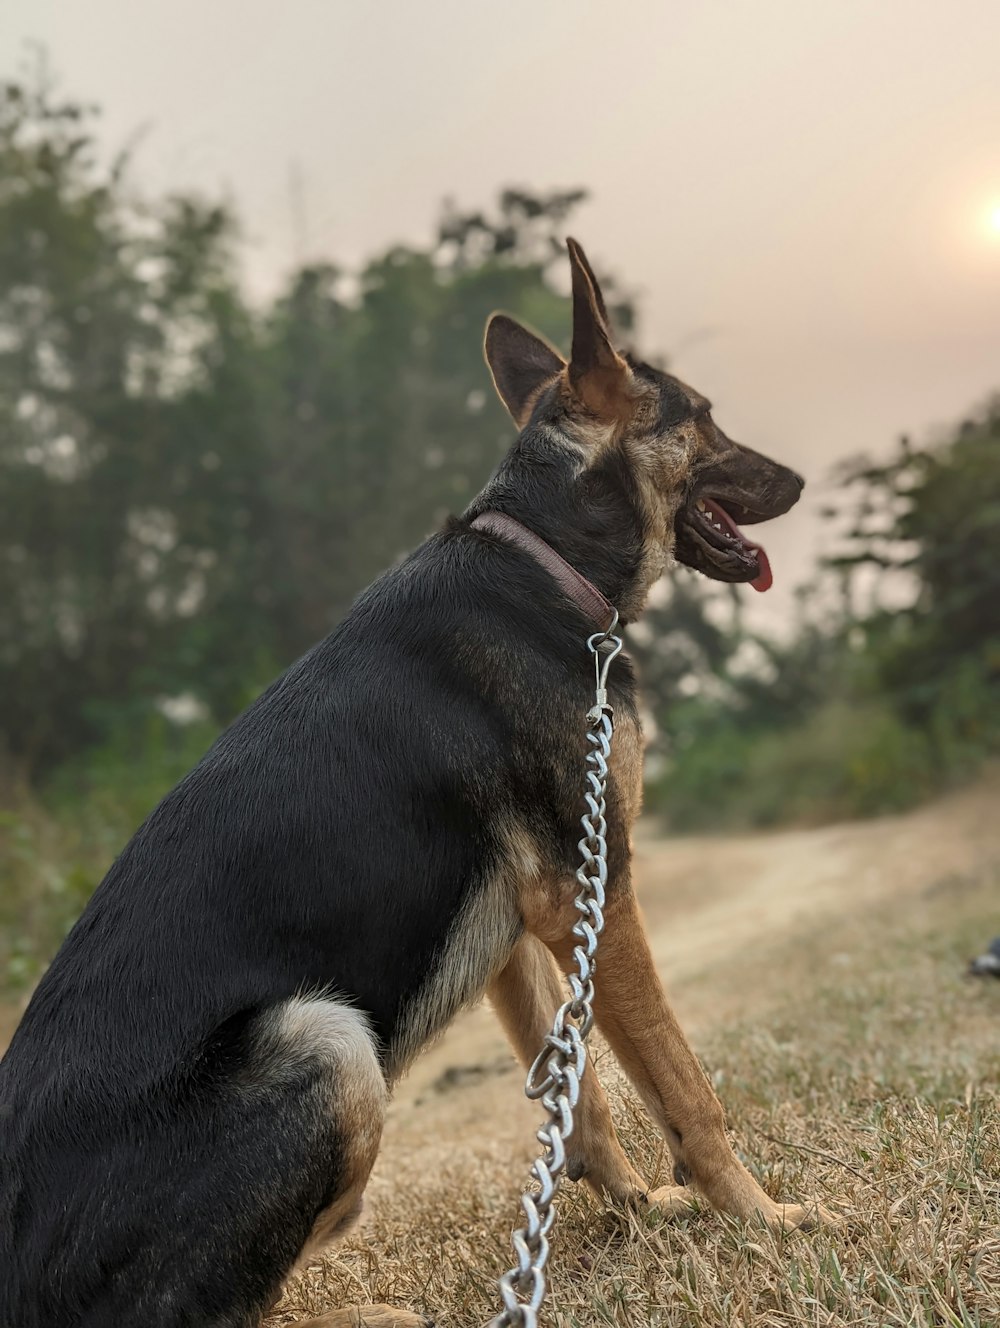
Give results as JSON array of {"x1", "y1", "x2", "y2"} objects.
[
  {"x1": 0, "y1": 65, "x2": 247, "y2": 769},
  {"x1": 1, "y1": 65, "x2": 650, "y2": 775},
  {"x1": 825, "y1": 403, "x2": 1000, "y2": 758}
]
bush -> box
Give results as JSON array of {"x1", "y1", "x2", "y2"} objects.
[
  {"x1": 0, "y1": 715, "x2": 221, "y2": 993},
  {"x1": 648, "y1": 700, "x2": 937, "y2": 831},
  {"x1": 927, "y1": 648, "x2": 1000, "y2": 781}
]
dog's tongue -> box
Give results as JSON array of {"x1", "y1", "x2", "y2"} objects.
[{"x1": 749, "y1": 545, "x2": 773, "y2": 593}]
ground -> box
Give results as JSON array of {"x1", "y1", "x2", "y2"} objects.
[
  {"x1": 3, "y1": 778, "x2": 998, "y2": 1327},
  {"x1": 271, "y1": 774, "x2": 1000, "y2": 1327}
]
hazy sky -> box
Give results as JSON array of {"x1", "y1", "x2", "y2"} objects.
[{"x1": 4, "y1": 0, "x2": 999, "y2": 619}]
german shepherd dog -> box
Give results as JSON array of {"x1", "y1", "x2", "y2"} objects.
[{"x1": 0, "y1": 240, "x2": 833, "y2": 1328}]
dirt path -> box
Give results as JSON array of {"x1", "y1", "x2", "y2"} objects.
[{"x1": 371, "y1": 771, "x2": 1000, "y2": 1201}]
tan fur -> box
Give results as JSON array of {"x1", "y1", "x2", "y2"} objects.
[
  {"x1": 566, "y1": 240, "x2": 635, "y2": 422},
  {"x1": 570, "y1": 362, "x2": 635, "y2": 423},
  {"x1": 553, "y1": 370, "x2": 722, "y2": 620},
  {"x1": 384, "y1": 828, "x2": 524, "y2": 1083},
  {"x1": 617, "y1": 413, "x2": 719, "y2": 615},
  {"x1": 498, "y1": 718, "x2": 833, "y2": 1233},
  {"x1": 492, "y1": 816, "x2": 836, "y2": 1230},
  {"x1": 539, "y1": 283, "x2": 757, "y2": 622},
  {"x1": 556, "y1": 366, "x2": 651, "y2": 444},
  {"x1": 481, "y1": 247, "x2": 829, "y2": 1235},
  {"x1": 515, "y1": 372, "x2": 562, "y2": 429},
  {"x1": 270, "y1": 999, "x2": 388, "y2": 1276},
  {"x1": 542, "y1": 888, "x2": 835, "y2": 1232},
  {"x1": 294, "y1": 1309, "x2": 430, "y2": 1327},
  {"x1": 489, "y1": 932, "x2": 651, "y2": 1204},
  {"x1": 607, "y1": 704, "x2": 646, "y2": 827}
]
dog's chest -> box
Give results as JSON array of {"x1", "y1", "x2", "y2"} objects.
[{"x1": 607, "y1": 708, "x2": 645, "y2": 828}]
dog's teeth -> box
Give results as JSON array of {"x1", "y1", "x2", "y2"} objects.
[{"x1": 696, "y1": 499, "x2": 706, "y2": 512}]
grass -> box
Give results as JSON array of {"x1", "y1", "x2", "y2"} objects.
[
  {"x1": 3, "y1": 770, "x2": 999, "y2": 1325},
  {"x1": 269, "y1": 862, "x2": 1000, "y2": 1327},
  {"x1": 0, "y1": 794, "x2": 110, "y2": 994},
  {"x1": 0, "y1": 720, "x2": 217, "y2": 995}
]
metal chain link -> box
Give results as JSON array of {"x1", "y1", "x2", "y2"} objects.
[{"x1": 490, "y1": 620, "x2": 624, "y2": 1328}]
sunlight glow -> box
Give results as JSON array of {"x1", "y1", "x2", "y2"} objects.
[{"x1": 990, "y1": 204, "x2": 1000, "y2": 235}]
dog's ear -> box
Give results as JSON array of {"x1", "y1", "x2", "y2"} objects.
[
  {"x1": 484, "y1": 313, "x2": 565, "y2": 427},
  {"x1": 567, "y1": 235, "x2": 611, "y2": 327},
  {"x1": 567, "y1": 237, "x2": 632, "y2": 419}
]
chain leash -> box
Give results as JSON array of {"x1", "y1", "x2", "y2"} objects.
[{"x1": 490, "y1": 618, "x2": 624, "y2": 1328}]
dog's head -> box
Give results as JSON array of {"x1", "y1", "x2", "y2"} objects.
[{"x1": 484, "y1": 238, "x2": 803, "y2": 594}]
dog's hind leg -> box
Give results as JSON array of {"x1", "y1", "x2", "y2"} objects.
[
  {"x1": 488, "y1": 932, "x2": 693, "y2": 1216},
  {"x1": 261, "y1": 999, "x2": 432, "y2": 1328},
  {"x1": 260, "y1": 996, "x2": 388, "y2": 1283},
  {"x1": 549, "y1": 889, "x2": 837, "y2": 1232}
]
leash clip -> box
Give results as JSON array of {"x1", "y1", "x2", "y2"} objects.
[{"x1": 587, "y1": 610, "x2": 623, "y2": 713}]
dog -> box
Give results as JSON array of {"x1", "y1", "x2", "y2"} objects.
[{"x1": 0, "y1": 238, "x2": 832, "y2": 1328}]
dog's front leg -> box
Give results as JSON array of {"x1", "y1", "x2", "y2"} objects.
[
  {"x1": 548, "y1": 887, "x2": 834, "y2": 1232},
  {"x1": 488, "y1": 932, "x2": 691, "y2": 1213}
]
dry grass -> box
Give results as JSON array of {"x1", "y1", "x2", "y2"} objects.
[{"x1": 270, "y1": 860, "x2": 1000, "y2": 1327}]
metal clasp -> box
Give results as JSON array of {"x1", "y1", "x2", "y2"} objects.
[{"x1": 586, "y1": 611, "x2": 623, "y2": 713}]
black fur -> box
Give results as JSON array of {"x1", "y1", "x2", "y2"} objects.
[{"x1": 0, "y1": 426, "x2": 651, "y2": 1328}]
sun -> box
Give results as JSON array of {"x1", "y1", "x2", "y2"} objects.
[{"x1": 990, "y1": 203, "x2": 1000, "y2": 236}]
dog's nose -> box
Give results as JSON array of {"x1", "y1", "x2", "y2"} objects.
[{"x1": 792, "y1": 470, "x2": 805, "y2": 490}]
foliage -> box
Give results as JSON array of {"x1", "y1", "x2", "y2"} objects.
[
  {"x1": 0, "y1": 64, "x2": 722, "y2": 991},
  {"x1": 0, "y1": 717, "x2": 217, "y2": 989},
  {"x1": 1, "y1": 68, "x2": 644, "y2": 774},
  {"x1": 649, "y1": 698, "x2": 937, "y2": 830},
  {"x1": 829, "y1": 408, "x2": 1000, "y2": 735},
  {"x1": 0, "y1": 65, "x2": 246, "y2": 767}
]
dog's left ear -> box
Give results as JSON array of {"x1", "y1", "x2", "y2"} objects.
[
  {"x1": 567, "y1": 237, "x2": 632, "y2": 420},
  {"x1": 484, "y1": 313, "x2": 566, "y2": 428}
]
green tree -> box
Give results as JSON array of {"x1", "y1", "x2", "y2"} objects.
[
  {"x1": 1, "y1": 65, "x2": 648, "y2": 776},
  {"x1": 827, "y1": 404, "x2": 1000, "y2": 766},
  {"x1": 0, "y1": 66, "x2": 246, "y2": 770}
]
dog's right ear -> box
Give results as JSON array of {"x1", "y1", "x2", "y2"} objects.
[
  {"x1": 484, "y1": 314, "x2": 565, "y2": 428},
  {"x1": 567, "y1": 237, "x2": 632, "y2": 419}
]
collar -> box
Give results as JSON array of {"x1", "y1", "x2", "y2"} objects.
[{"x1": 471, "y1": 511, "x2": 618, "y2": 634}]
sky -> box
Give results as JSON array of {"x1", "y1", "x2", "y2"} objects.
[{"x1": 3, "y1": 0, "x2": 999, "y2": 624}]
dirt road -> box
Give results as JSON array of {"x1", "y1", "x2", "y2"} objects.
[{"x1": 372, "y1": 772, "x2": 1000, "y2": 1200}]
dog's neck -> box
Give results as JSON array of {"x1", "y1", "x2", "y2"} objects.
[{"x1": 466, "y1": 424, "x2": 671, "y2": 625}]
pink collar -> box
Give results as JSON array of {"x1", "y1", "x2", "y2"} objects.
[{"x1": 471, "y1": 511, "x2": 618, "y2": 634}]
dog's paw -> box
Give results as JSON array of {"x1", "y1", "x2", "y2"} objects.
[
  {"x1": 359, "y1": 1308, "x2": 435, "y2": 1328},
  {"x1": 306, "y1": 1307, "x2": 434, "y2": 1327},
  {"x1": 641, "y1": 1183, "x2": 700, "y2": 1219},
  {"x1": 767, "y1": 1199, "x2": 843, "y2": 1233}
]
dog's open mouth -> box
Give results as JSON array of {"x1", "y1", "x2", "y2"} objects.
[
  {"x1": 671, "y1": 440, "x2": 802, "y2": 591},
  {"x1": 691, "y1": 496, "x2": 773, "y2": 592}
]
